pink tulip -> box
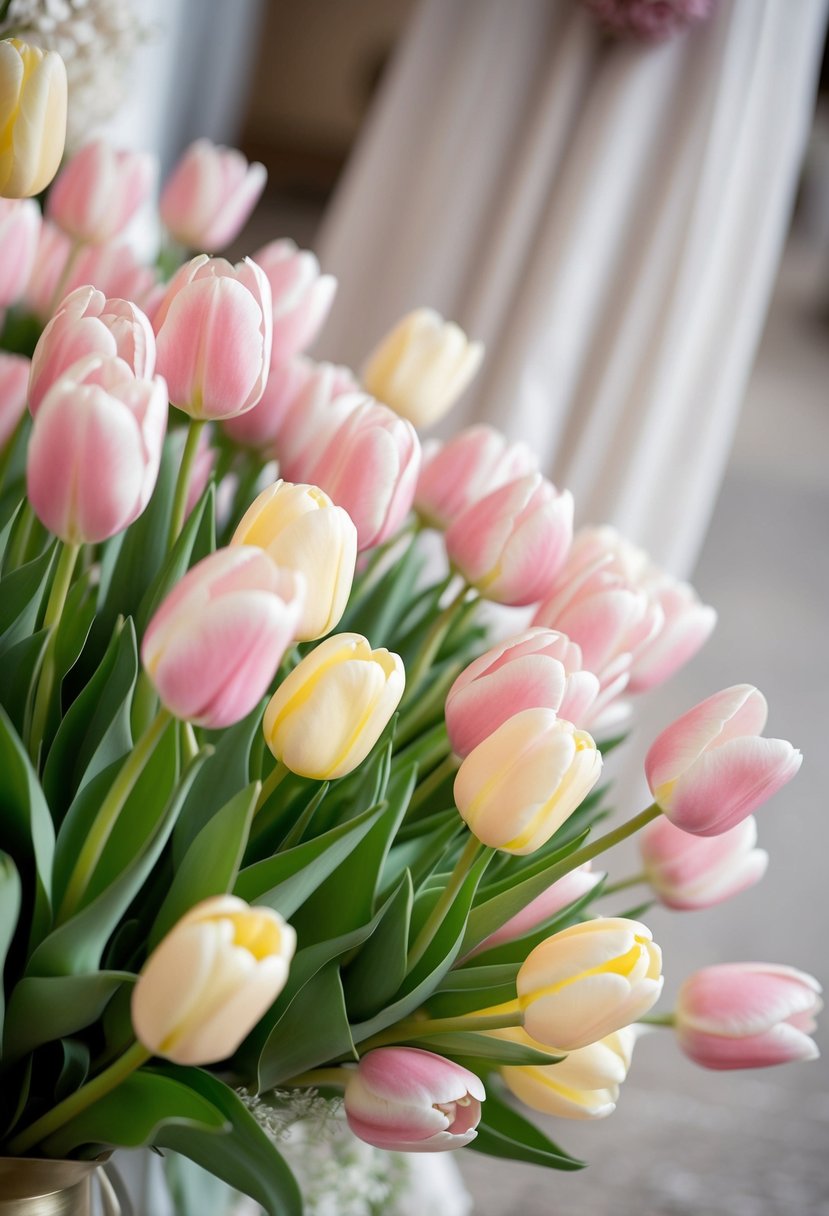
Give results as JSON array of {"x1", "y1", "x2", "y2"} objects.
[
  {"x1": 47, "y1": 139, "x2": 156, "y2": 244},
  {"x1": 275, "y1": 363, "x2": 359, "y2": 480},
  {"x1": 160, "y1": 138, "x2": 267, "y2": 253},
  {"x1": 415, "y1": 424, "x2": 538, "y2": 530},
  {"x1": 0, "y1": 198, "x2": 40, "y2": 307},
  {"x1": 445, "y1": 628, "x2": 600, "y2": 757},
  {"x1": 25, "y1": 224, "x2": 160, "y2": 323},
  {"x1": 469, "y1": 863, "x2": 603, "y2": 957},
  {"x1": 645, "y1": 684, "x2": 802, "y2": 836},
  {"x1": 0, "y1": 353, "x2": 31, "y2": 449},
  {"x1": 154, "y1": 254, "x2": 272, "y2": 421},
  {"x1": 345, "y1": 1048, "x2": 485, "y2": 1152},
  {"x1": 675, "y1": 963, "x2": 821, "y2": 1069},
  {"x1": 640, "y1": 815, "x2": 768, "y2": 911},
  {"x1": 22, "y1": 220, "x2": 71, "y2": 321},
  {"x1": 628, "y1": 580, "x2": 717, "y2": 693},
  {"x1": 29, "y1": 285, "x2": 155, "y2": 415},
  {"x1": 253, "y1": 238, "x2": 336, "y2": 364},
  {"x1": 27, "y1": 354, "x2": 168, "y2": 543},
  {"x1": 446, "y1": 473, "x2": 573, "y2": 606},
  {"x1": 222, "y1": 356, "x2": 316, "y2": 450},
  {"x1": 141, "y1": 546, "x2": 304, "y2": 729},
  {"x1": 303, "y1": 394, "x2": 421, "y2": 550}
]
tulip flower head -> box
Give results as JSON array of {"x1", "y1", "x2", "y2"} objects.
[
  {"x1": 160, "y1": 138, "x2": 267, "y2": 253},
  {"x1": 501, "y1": 1026, "x2": 636, "y2": 1119},
  {"x1": 0, "y1": 39, "x2": 67, "y2": 198},
  {"x1": 469, "y1": 864, "x2": 603, "y2": 958},
  {"x1": 47, "y1": 138, "x2": 155, "y2": 244},
  {"x1": 675, "y1": 963, "x2": 821, "y2": 1070},
  {"x1": 645, "y1": 684, "x2": 802, "y2": 836},
  {"x1": 362, "y1": 308, "x2": 484, "y2": 429},
  {"x1": 254, "y1": 238, "x2": 336, "y2": 364},
  {"x1": 132, "y1": 895, "x2": 296, "y2": 1065},
  {"x1": 415, "y1": 424, "x2": 537, "y2": 529},
  {"x1": 264, "y1": 632, "x2": 405, "y2": 780},
  {"x1": 232, "y1": 480, "x2": 357, "y2": 641},
  {"x1": 0, "y1": 352, "x2": 30, "y2": 449},
  {"x1": 640, "y1": 815, "x2": 768, "y2": 911},
  {"x1": 345, "y1": 1048, "x2": 485, "y2": 1152},
  {"x1": 222, "y1": 355, "x2": 316, "y2": 451},
  {"x1": 142, "y1": 546, "x2": 304, "y2": 729},
  {"x1": 274, "y1": 362, "x2": 360, "y2": 482},
  {"x1": 0, "y1": 198, "x2": 40, "y2": 306},
  {"x1": 454, "y1": 707, "x2": 601, "y2": 854},
  {"x1": 517, "y1": 918, "x2": 663, "y2": 1050}
]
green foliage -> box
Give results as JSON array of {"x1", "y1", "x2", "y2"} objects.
[{"x1": 468, "y1": 1088, "x2": 585, "y2": 1172}]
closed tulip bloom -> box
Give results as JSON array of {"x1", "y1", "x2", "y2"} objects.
[
  {"x1": 627, "y1": 580, "x2": 716, "y2": 693},
  {"x1": 48, "y1": 139, "x2": 155, "y2": 244},
  {"x1": 415, "y1": 424, "x2": 537, "y2": 530},
  {"x1": 362, "y1": 308, "x2": 484, "y2": 429},
  {"x1": 446, "y1": 628, "x2": 600, "y2": 758},
  {"x1": 160, "y1": 139, "x2": 266, "y2": 252},
  {"x1": 26, "y1": 228, "x2": 160, "y2": 322},
  {"x1": 27, "y1": 354, "x2": 167, "y2": 543},
  {"x1": 254, "y1": 238, "x2": 336, "y2": 364},
  {"x1": 454, "y1": 708, "x2": 601, "y2": 855},
  {"x1": 154, "y1": 254, "x2": 272, "y2": 420},
  {"x1": 640, "y1": 815, "x2": 768, "y2": 911},
  {"x1": 469, "y1": 864, "x2": 603, "y2": 957},
  {"x1": 222, "y1": 356, "x2": 315, "y2": 450},
  {"x1": 0, "y1": 352, "x2": 30, "y2": 449},
  {"x1": 232, "y1": 481, "x2": 357, "y2": 641},
  {"x1": 275, "y1": 364, "x2": 360, "y2": 481},
  {"x1": 0, "y1": 39, "x2": 67, "y2": 198},
  {"x1": 517, "y1": 918, "x2": 663, "y2": 1051},
  {"x1": 502, "y1": 1026, "x2": 636, "y2": 1120},
  {"x1": 132, "y1": 895, "x2": 296, "y2": 1066},
  {"x1": 264, "y1": 632, "x2": 404, "y2": 779},
  {"x1": 142, "y1": 546, "x2": 303, "y2": 729},
  {"x1": 0, "y1": 198, "x2": 39, "y2": 306},
  {"x1": 345, "y1": 1048, "x2": 485, "y2": 1152},
  {"x1": 645, "y1": 684, "x2": 802, "y2": 836},
  {"x1": 22, "y1": 219, "x2": 71, "y2": 320},
  {"x1": 446, "y1": 473, "x2": 573, "y2": 606},
  {"x1": 304, "y1": 394, "x2": 421, "y2": 550},
  {"x1": 675, "y1": 963, "x2": 821, "y2": 1070},
  {"x1": 29, "y1": 285, "x2": 155, "y2": 414}
]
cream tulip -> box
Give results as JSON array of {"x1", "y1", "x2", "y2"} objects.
[
  {"x1": 501, "y1": 1026, "x2": 636, "y2": 1119},
  {"x1": 0, "y1": 39, "x2": 67, "y2": 198},
  {"x1": 131, "y1": 896, "x2": 296, "y2": 1065},
  {"x1": 231, "y1": 480, "x2": 357, "y2": 641},
  {"x1": 263, "y1": 633, "x2": 405, "y2": 779}
]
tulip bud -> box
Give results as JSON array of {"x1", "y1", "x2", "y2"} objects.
[
  {"x1": 132, "y1": 895, "x2": 296, "y2": 1065},
  {"x1": 362, "y1": 308, "x2": 484, "y2": 428},
  {"x1": 454, "y1": 708, "x2": 601, "y2": 855},
  {"x1": 0, "y1": 39, "x2": 67, "y2": 198},
  {"x1": 469, "y1": 864, "x2": 603, "y2": 957},
  {"x1": 0, "y1": 198, "x2": 40, "y2": 306},
  {"x1": 645, "y1": 684, "x2": 802, "y2": 836},
  {"x1": 154, "y1": 254, "x2": 272, "y2": 421},
  {"x1": 26, "y1": 227, "x2": 161, "y2": 323},
  {"x1": 27, "y1": 354, "x2": 167, "y2": 544},
  {"x1": 304, "y1": 394, "x2": 421, "y2": 550},
  {"x1": 263, "y1": 632, "x2": 404, "y2": 779},
  {"x1": 501, "y1": 1026, "x2": 636, "y2": 1119},
  {"x1": 29, "y1": 285, "x2": 155, "y2": 415},
  {"x1": 415, "y1": 424, "x2": 537, "y2": 530},
  {"x1": 222, "y1": 356, "x2": 315, "y2": 451},
  {"x1": 253, "y1": 238, "x2": 336, "y2": 364},
  {"x1": 640, "y1": 815, "x2": 768, "y2": 911},
  {"x1": 445, "y1": 628, "x2": 600, "y2": 758},
  {"x1": 446, "y1": 473, "x2": 573, "y2": 606},
  {"x1": 47, "y1": 139, "x2": 155, "y2": 244},
  {"x1": 142, "y1": 546, "x2": 304, "y2": 729},
  {"x1": 517, "y1": 918, "x2": 663, "y2": 1050},
  {"x1": 0, "y1": 353, "x2": 30, "y2": 450},
  {"x1": 276, "y1": 363, "x2": 360, "y2": 481},
  {"x1": 232, "y1": 480, "x2": 357, "y2": 641},
  {"x1": 675, "y1": 963, "x2": 821, "y2": 1070},
  {"x1": 160, "y1": 139, "x2": 267, "y2": 253},
  {"x1": 627, "y1": 580, "x2": 716, "y2": 693},
  {"x1": 344, "y1": 1048, "x2": 485, "y2": 1152}
]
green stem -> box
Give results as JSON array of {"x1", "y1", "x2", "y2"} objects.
[
  {"x1": 7, "y1": 1041, "x2": 151, "y2": 1155},
  {"x1": 254, "y1": 760, "x2": 289, "y2": 817},
  {"x1": 407, "y1": 752, "x2": 460, "y2": 817},
  {"x1": 639, "y1": 1012, "x2": 676, "y2": 1027},
  {"x1": 536, "y1": 804, "x2": 663, "y2": 894},
  {"x1": 406, "y1": 836, "x2": 488, "y2": 972},
  {"x1": 602, "y1": 873, "x2": 648, "y2": 897},
  {"x1": 167, "y1": 419, "x2": 205, "y2": 550},
  {"x1": 58, "y1": 709, "x2": 173, "y2": 920},
  {"x1": 0, "y1": 408, "x2": 25, "y2": 494},
  {"x1": 281, "y1": 1068, "x2": 348, "y2": 1089},
  {"x1": 359, "y1": 1008, "x2": 523, "y2": 1054},
  {"x1": 180, "y1": 721, "x2": 199, "y2": 766},
  {"x1": 26, "y1": 542, "x2": 81, "y2": 764},
  {"x1": 402, "y1": 583, "x2": 472, "y2": 707},
  {"x1": 5, "y1": 501, "x2": 35, "y2": 570}
]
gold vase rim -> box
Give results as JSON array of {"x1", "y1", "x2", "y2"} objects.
[{"x1": 0, "y1": 1156, "x2": 107, "y2": 1200}]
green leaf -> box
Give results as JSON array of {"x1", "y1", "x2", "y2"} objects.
[
  {"x1": 42, "y1": 620, "x2": 138, "y2": 823},
  {"x1": 0, "y1": 852, "x2": 21, "y2": 1040},
  {"x1": 4, "y1": 971, "x2": 134, "y2": 1060},
  {"x1": 234, "y1": 800, "x2": 388, "y2": 919},
  {"x1": 342, "y1": 872, "x2": 412, "y2": 1019},
  {"x1": 164, "y1": 1154, "x2": 237, "y2": 1216},
  {"x1": 468, "y1": 1089, "x2": 584, "y2": 1172},
  {"x1": 152, "y1": 1067, "x2": 302, "y2": 1216},
  {"x1": 0, "y1": 629, "x2": 47, "y2": 739},
  {"x1": 0, "y1": 707, "x2": 54, "y2": 949},
  {"x1": 426, "y1": 962, "x2": 521, "y2": 1018},
  {"x1": 412, "y1": 1034, "x2": 559, "y2": 1067},
  {"x1": 340, "y1": 534, "x2": 425, "y2": 645},
  {"x1": 0, "y1": 542, "x2": 57, "y2": 655},
  {"x1": 135, "y1": 482, "x2": 216, "y2": 638},
  {"x1": 383, "y1": 811, "x2": 460, "y2": 892},
  {"x1": 255, "y1": 960, "x2": 355, "y2": 1089},
  {"x1": 54, "y1": 1039, "x2": 90, "y2": 1103},
  {"x1": 150, "y1": 782, "x2": 257, "y2": 948}
]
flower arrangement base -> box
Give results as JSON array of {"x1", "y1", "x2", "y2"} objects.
[{"x1": 0, "y1": 1158, "x2": 118, "y2": 1216}]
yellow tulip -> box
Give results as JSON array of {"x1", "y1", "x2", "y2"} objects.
[
  {"x1": 500, "y1": 1026, "x2": 637, "y2": 1119},
  {"x1": 0, "y1": 39, "x2": 67, "y2": 198}
]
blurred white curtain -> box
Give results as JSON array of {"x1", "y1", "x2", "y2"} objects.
[{"x1": 316, "y1": 0, "x2": 827, "y2": 576}]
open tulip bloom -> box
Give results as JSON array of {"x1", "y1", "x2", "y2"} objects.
[{"x1": 0, "y1": 130, "x2": 815, "y2": 1216}]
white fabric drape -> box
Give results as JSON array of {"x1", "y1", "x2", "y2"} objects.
[{"x1": 316, "y1": 0, "x2": 827, "y2": 576}]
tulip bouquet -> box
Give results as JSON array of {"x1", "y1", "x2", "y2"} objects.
[{"x1": 0, "y1": 116, "x2": 820, "y2": 1216}]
